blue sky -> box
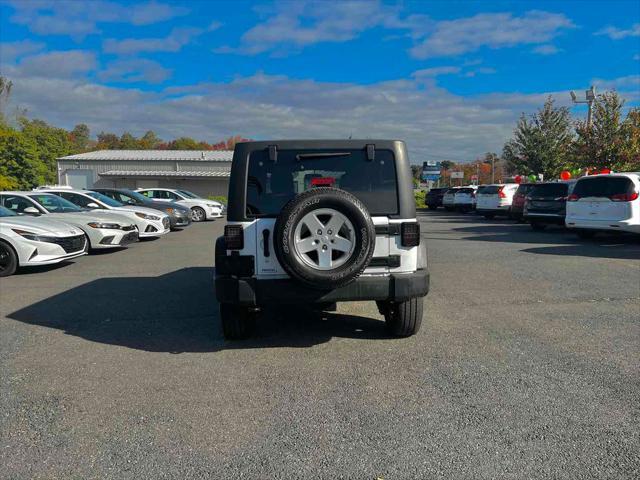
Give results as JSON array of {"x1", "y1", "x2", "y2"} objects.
[{"x1": 1, "y1": 0, "x2": 639, "y2": 162}]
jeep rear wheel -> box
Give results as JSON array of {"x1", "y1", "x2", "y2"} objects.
[
  {"x1": 220, "y1": 303, "x2": 256, "y2": 340},
  {"x1": 380, "y1": 297, "x2": 423, "y2": 337},
  {"x1": 274, "y1": 187, "x2": 375, "y2": 290}
]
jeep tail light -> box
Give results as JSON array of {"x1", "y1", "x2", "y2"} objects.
[
  {"x1": 567, "y1": 194, "x2": 579, "y2": 202},
  {"x1": 401, "y1": 222, "x2": 420, "y2": 247},
  {"x1": 611, "y1": 191, "x2": 639, "y2": 202},
  {"x1": 498, "y1": 186, "x2": 507, "y2": 199},
  {"x1": 224, "y1": 225, "x2": 244, "y2": 250}
]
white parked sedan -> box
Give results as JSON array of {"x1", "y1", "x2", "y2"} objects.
[
  {"x1": 0, "y1": 192, "x2": 139, "y2": 250},
  {"x1": 0, "y1": 205, "x2": 87, "y2": 277},
  {"x1": 136, "y1": 188, "x2": 223, "y2": 222},
  {"x1": 40, "y1": 189, "x2": 171, "y2": 238}
]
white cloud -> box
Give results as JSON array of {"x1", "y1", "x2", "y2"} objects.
[
  {"x1": 0, "y1": 40, "x2": 46, "y2": 63},
  {"x1": 3, "y1": 68, "x2": 593, "y2": 162},
  {"x1": 98, "y1": 58, "x2": 172, "y2": 84},
  {"x1": 412, "y1": 66, "x2": 461, "y2": 78},
  {"x1": 103, "y1": 27, "x2": 204, "y2": 54},
  {"x1": 6, "y1": 0, "x2": 189, "y2": 39},
  {"x1": 532, "y1": 44, "x2": 561, "y2": 55},
  {"x1": 595, "y1": 23, "x2": 640, "y2": 40},
  {"x1": 410, "y1": 11, "x2": 574, "y2": 59},
  {"x1": 219, "y1": 0, "x2": 428, "y2": 55},
  {"x1": 13, "y1": 51, "x2": 97, "y2": 79}
]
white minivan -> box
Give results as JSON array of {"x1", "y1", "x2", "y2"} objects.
[
  {"x1": 565, "y1": 173, "x2": 640, "y2": 237},
  {"x1": 475, "y1": 183, "x2": 519, "y2": 219}
]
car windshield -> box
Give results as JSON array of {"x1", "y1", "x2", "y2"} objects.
[
  {"x1": 29, "y1": 194, "x2": 82, "y2": 213},
  {"x1": 177, "y1": 190, "x2": 199, "y2": 199},
  {"x1": 530, "y1": 183, "x2": 568, "y2": 197},
  {"x1": 87, "y1": 191, "x2": 124, "y2": 207},
  {"x1": 0, "y1": 205, "x2": 17, "y2": 217},
  {"x1": 246, "y1": 148, "x2": 399, "y2": 216},
  {"x1": 120, "y1": 190, "x2": 149, "y2": 203}
]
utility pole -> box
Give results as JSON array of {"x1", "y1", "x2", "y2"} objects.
[{"x1": 570, "y1": 86, "x2": 596, "y2": 127}]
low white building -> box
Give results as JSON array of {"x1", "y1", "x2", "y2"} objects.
[{"x1": 57, "y1": 150, "x2": 233, "y2": 197}]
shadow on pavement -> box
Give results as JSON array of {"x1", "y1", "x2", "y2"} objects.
[{"x1": 8, "y1": 267, "x2": 390, "y2": 353}]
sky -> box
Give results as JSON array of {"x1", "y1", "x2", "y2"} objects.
[{"x1": 0, "y1": 0, "x2": 639, "y2": 163}]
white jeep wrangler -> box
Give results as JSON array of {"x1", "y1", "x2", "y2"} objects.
[{"x1": 215, "y1": 140, "x2": 429, "y2": 339}]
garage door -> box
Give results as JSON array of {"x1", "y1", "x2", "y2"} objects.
[{"x1": 65, "y1": 170, "x2": 94, "y2": 189}]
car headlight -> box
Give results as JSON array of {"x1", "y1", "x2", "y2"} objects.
[
  {"x1": 87, "y1": 222, "x2": 121, "y2": 229},
  {"x1": 164, "y1": 207, "x2": 175, "y2": 214},
  {"x1": 135, "y1": 212, "x2": 160, "y2": 220},
  {"x1": 11, "y1": 228, "x2": 45, "y2": 241},
  {"x1": 206, "y1": 203, "x2": 220, "y2": 208}
]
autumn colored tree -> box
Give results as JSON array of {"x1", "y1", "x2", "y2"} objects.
[
  {"x1": 572, "y1": 92, "x2": 639, "y2": 171},
  {"x1": 70, "y1": 123, "x2": 91, "y2": 153}
]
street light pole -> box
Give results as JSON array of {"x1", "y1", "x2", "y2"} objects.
[{"x1": 570, "y1": 86, "x2": 596, "y2": 127}]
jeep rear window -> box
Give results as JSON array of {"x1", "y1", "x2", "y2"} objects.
[{"x1": 246, "y1": 149, "x2": 398, "y2": 216}]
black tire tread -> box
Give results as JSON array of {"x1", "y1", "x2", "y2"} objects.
[
  {"x1": 384, "y1": 297, "x2": 423, "y2": 337},
  {"x1": 220, "y1": 303, "x2": 255, "y2": 340},
  {"x1": 0, "y1": 240, "x2": 18, "y2": 278}
]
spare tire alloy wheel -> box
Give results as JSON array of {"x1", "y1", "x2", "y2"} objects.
[
  {"x1": 274, "y1": 187, "x2": 376, "y2": 290},
  {"x1": 294, "y1": 208, "x2": 356, "y2": 270}
]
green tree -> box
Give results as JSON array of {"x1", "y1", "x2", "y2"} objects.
[
  {"x1": 96, "y1": 132, "x2": 121, "y2": 149},
  {"x1": 0, "y1": 126, "x2": 40, "y2": 189},
  {"x1": 168, "y1": 137, "x2": 201, "y2": 150},
  {"x1": 620, "y1": 108, "x2": 640, "y2": 171},
  {"x1": 19, "y1": 118, "x2": 72, "y2": 184},
  {"x1": 70, "y1": 123, "x2": 90, "y2": 153},
  {"x1": 139, "y1": 130, "x2": 161, "y2": 149},
  {"x1": 572, "y1": 92, "x2": 637, "y2": 171},
  {"x1": 503, "y1": 97, "x2": 573, "y2": 178},
  {"x1": 119, "y1": 132, "x2": 138, "y2": 149}
]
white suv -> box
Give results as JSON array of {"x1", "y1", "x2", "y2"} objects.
[
  {"x1": 475, "y1": 183, "x2": 519, "y2": 219},
  {"x1": 136, "y1": 188, "x2": 223, "y2": 222},
  {"x1": 566, "y1": 173, "x2": 640, "y2": 237},
  {"x1": 215, "y1": 140, "x2": 429, "y2": 340},
  {"x1": 453, "y1": 186, "x2": 477, "y2": 212}
]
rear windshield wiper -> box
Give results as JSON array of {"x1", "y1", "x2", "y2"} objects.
[{"x1": 296, "y1": 152, "x2": 351, "y2": 161}]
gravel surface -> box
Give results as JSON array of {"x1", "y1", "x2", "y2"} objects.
[{"x1": 1, "y1": 212, "x2": 638, "y2": 479}]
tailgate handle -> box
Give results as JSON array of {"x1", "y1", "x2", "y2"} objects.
[{"x1": 262, "y1": 229, "x2": 270, "y2": 257}]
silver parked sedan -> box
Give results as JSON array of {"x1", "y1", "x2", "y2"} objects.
[{"x1": 0, "y1": 192, "x2": 139, "y2": 250}]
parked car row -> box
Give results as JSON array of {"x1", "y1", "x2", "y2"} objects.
[
  {"x1": 0, "y1": 187, "x2": 225, "y2": 277},
  {"x1": 425, "y1": 172, "x2": 640, "y2": 237}
]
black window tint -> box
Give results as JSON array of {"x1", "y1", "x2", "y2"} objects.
[
  {"x1": 58, "y1": 192, "x2": 96, "y2": 208},
  {"x1": 530, "y1": 183, "x2": 568, "y2": 197},
  {"x1": 457, "y1": 188, "x2": 475, "y2": 194},
  {"x1": 480, "y1": 186, "x2": 501, "y2": 194},
  {"x1": 246, "y1": 148, "x2": 398, "y2": 216},
  {"x1": 1, "y1": 195, "x2": 37, "y2": 213},
  {"x1": 573, "y1": 177, "x2": 634, "y2": 197}
]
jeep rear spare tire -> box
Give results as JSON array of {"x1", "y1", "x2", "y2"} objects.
[{"x1": 274, "y1": 187, "x2": 375, "y2": 290}]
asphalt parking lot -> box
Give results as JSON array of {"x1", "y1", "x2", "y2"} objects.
[{"x1": 1, "y1": 213, "x2": 639, "y2": 479}]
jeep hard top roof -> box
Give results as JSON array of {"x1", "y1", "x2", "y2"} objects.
[{"x1": 228, "y1": 140, "x2": 415, "y2": 221}]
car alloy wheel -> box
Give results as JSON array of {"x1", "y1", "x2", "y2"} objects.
[
  {"x1": 0, "y1": 241, "x2": 18, "y2": 277},
  {"x1": 191, "y1": 207, "x2": 206, "y2": 222}
]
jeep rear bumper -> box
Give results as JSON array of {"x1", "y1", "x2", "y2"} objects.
[{"x1": 215, "y1": 270, "x2": 430, "y2": 306}]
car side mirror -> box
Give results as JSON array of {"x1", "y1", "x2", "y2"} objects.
[
  {"x1": 86, "y1": 202, "x2": 100, "y2": 208},
  {"x1": 23, "y1": 206, "x2": 41, "y2": 215}
]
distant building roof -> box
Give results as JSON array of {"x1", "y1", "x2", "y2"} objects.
[
  {"x1": 58, "y1": 150, "x2": 233, "y2": 162},
  {"x1": 99, "y1": 170, "x2": 231, "y2": 178}
]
